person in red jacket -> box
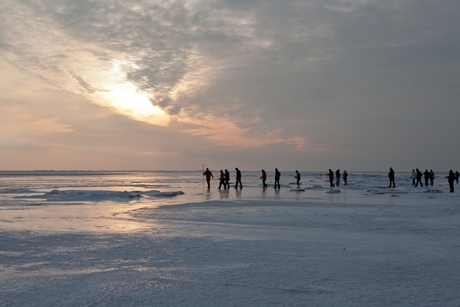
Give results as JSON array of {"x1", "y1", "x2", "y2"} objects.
[
  {"x1": 260, "y1": 169, "x2": 268, "y2": 188},
  {"x1": 218, "y1": 170, "x2": 226, "y2": 189},
  {"x1": 224, "y1": 169, "x2": 230, "y2": 189},
  {"x1": 328, "y1": 169, "x2": 335, "y2": 188},
  {"x1": 203, "y1": 168, "x2": 213, "y2": 188}
]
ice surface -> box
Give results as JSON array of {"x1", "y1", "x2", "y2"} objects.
[
  {"x1": 13, "y1": 189, "x2": 184, "y2": 201},
  {"x1": 0, "y1": 171, "x2": 459, "y2": 306}
]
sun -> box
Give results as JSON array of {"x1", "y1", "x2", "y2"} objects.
[
  {"x1": 103, "y1": 82, "x2": 170, "y2": 126},
  {"x1": 87, "y1": 59, "x2": 171, "y2": 126}
]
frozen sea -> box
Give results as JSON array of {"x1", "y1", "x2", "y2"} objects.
[{"x1": 0, "y1": 170, "x2": 459, "y2": 307}]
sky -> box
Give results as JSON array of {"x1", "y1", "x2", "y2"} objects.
[{"x1": 1, "y1": 0, "x2": 459, "y2": 172}]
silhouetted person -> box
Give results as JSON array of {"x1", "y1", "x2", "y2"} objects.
[
  {"x1": 335, "y1": 169, "x2": 341, "y2": 186},
  {"x1": 224, "y1": 169, "x2": 230, "y2": 189},
  {"x1": 343, "y1": 170, "x2": 348, "y2": 185},
  {"x1": 410, "y1": 169, "x2": 416, "y2": 186},
  {"x1": 415, "y1": 168, "x2": 423, "y2": 187},
  {"x1": 234, "y1": 167, "x2": 242, "y2": 189},
  {"x1": 218, "y1": 170, "x2": 226, "y2": 189},
  {"x1": 203, "y1": 168, "x2": 213, "y2": 189},
  {"x1": 295, "y1": 170, "x2": 301, "y2": 188},
  {"x1": 260, "y1": 169, "x2": 268, "y2": 188},
  {"x1": 274, "y1": 168, "x2": 281, "y2": 189},
  {"x1": 455, "y1": 171, "x2": 460, "y2": 184},
  {"x1": 328, "y1": 169, "x2": 335, "y2": 188},
  {"x1": 423, "y1": 169, "x2": 430, "y2": 187},
  {"x1": 429, "y1": 169, "x2": 435, "y2": 186},
  {"x1": 446, "y1": 170, "x2": 455, "y2": 192},
  {"x1": 388, "y1": 167, "x2": 395, "y2": 188}
]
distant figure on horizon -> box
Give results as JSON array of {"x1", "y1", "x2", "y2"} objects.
[
  {"x1": 203, "y1": 168, "x2": 214, "y2": 189},
  {"x1": 430, "y1": 169, "x2": 435, "y2": 186},
  {"x1": 415, "y1": 168, "x2": 423, "y2": 187},
  {"x1": 410, "y1": 169, "x2": 416, "y2": 186},
  {"x1": 328, "y1": 169, "x2": 335, "y2": 188},
  {"x1": 423, "y1": 169, "x2": 430, "y2": 187},
  {"x1": 455, "y1": 171, "x2": 460, "y2": 184},
  {"x1": 446, "y1": 170, "x2": 455, "y2": 192},
  {"x1": 260, "y1": 169, "x2": 268, "y2": 188},
  {"x1": 234, "y1": 167, "x2": 242, "y2": 189},
  {"x1": 218, "y1": 170, "x2": 226, "y2": 190},
  {"x1": 335, "y1": 169, "x2": 341, "y2": 186},
  {"x1": 274, "y1": 168, "x2": 281, "y2": 189},
  {"x1": 295, "y1": 170, "x2": 301, "y2": 188},
  {"x1": 343, "y1": 170, "x2": 348, "y2": 185},
  {"x1": 388, "y1": 167, "x2": 395, "y2": 188},
  {"x1": 224, "y1": 169, "x2": 230, "y2": 189}
]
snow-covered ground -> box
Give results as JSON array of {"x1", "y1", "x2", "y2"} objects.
[{"x1": 0, "y1": 171, "x2": 459, "y2": 306}]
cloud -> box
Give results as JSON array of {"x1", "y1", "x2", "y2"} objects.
[
  {"x1": 1, "y1": 0, "x2": 312, "y2": 150},
  {"x1": 1, "y1": 0, "x2": 460, "y2": 170}
]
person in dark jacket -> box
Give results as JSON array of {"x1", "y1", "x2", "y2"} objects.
[
  {"x1": 274, "y1": 168, "x2": 281, "y2": 189},
  {"x1": 295, "y1": 170, "x2": 301, "y2": 188},
  {"x1": 423, "y1": 169, "x2": 430, "y2": 187},
  {"x1": 446, "y1": 170, "x2": 455, "y2": 192},
  {"x1": 455, "y1": 171, "x2": 460, "y2": 184},
  {"x1": 415, "y1": 168, "x2": 423, "y2": 187},
  {"x1": 388, "y1": 167, "x2": 395, "y2": 188},
  {"x1": 234, "y1": 168, "x2": 242, "y2": 189},
  {"x1": 335, "y1": 169, "x2": 341, "y2": 186},
  {"x1": 343, "y1": 170, "x2": 348, "y2": 185}
]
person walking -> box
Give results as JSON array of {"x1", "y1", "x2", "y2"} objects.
[
  {"x1": 234, "y1": 167, "x2": 242, "y2": 189},
  {"x1": 260, "y1": 169, "x2": 268, "y2": 188},
  {"x1": 224, "y1": 169, "x2": 230, "y2": 189},
  {"x1": 415, "y1": 168, "x2": 423, "y2": 187},
  {"x1": 335, "y1": 169, "x2": 341, "y2": 187},
  {"x1": 274, "y1": 168, "x2": 281, "y2": 189},
  {"x1": 203, "y1": 168, "x2": 214, "y2": 189},
  {"x1": 328, "y1": 169, "x2": 335, "y2": 188},
  {"x1": 455, "y1": 171, "x2": 460, "y2": 184},
  {"x1": 218, "y1": 170, "x2": 226, "y2": 190},
  {"x1": 295, "y1": 170, "x2": 301, "y2": 188},
  {"x1": 388, "y1": 167, "x2": 395, "y2": 188},
  {"x1": 446, "y1": 170, "x2": 455, "y2": 192},
  {"x1": 410, "y1": 169, "x2": 416, "y2": 186},
  {"x1": 429, "y1": 169, "x2": 435, "y2": 186},
  {"x1": 423, "y1": 169, "x2": 430, "y2": 187}
]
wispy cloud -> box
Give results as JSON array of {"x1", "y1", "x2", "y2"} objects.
[
  {"x1": 2, "y1": 0, "x2": 460, "y2": 170},
  {"x1": 0, "y1": 0, "x2": 312, "y2": 149}
]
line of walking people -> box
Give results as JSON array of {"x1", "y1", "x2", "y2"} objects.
[
  {"x1": 204, "y1": 168, "x2": 302, "y2": 190},
  {"x1": 389, "y1": 168, "x2": 459, "y2": 192},
  {"x1": 203, "y1": 167, "x2": 242, "y2": 190},
  {"x1": 327, "y1": 169, "x2": 348, "y2": 188},
  {"x1": 405, "y1": 168, "x2": 459, "y2": 192},
  {"x1": 260, "y1": 168, "x2": 300, "y2": 189},
  {"x1": 410, "y1": 168, "x2": 435, "y2": 187}
]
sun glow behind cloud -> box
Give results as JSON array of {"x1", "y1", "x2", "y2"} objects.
[
  {"x1": 90, "y1": 61, "x2": 170, "y2": 126},
  {"x1": 1, "y1": 0, "x2": 310, "y2": 152}
]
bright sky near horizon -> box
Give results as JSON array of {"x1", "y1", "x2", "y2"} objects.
[{"x1": 1, "y1": 0, "x2": 459, "y2": 172}]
